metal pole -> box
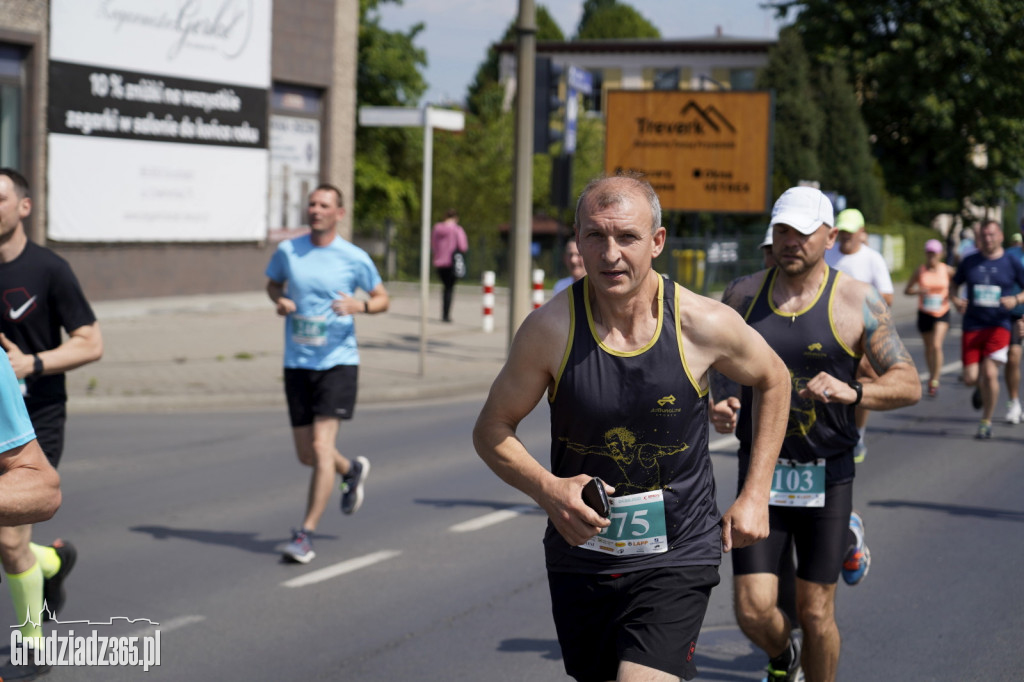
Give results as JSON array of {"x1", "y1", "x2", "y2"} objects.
[
  {"x1": 509, "y1": 0, "x2": 536, "y2": 346},
  {"x1": 419, "y1": 110, "x2": 434, "y2": 376}
]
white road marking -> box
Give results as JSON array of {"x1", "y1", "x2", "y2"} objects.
[
  {"x1": 129, "y1": 614, "x2": 206, "y2": 638},
  {"x1": 449, "y1": 505, "x2": 538, "y2": 533},
  {"x1": 282, "y1": 550, "x2": 402, "y2": 588},
  {"x1": 940, "y1": 361, "x2": 962, "y2": 375}
]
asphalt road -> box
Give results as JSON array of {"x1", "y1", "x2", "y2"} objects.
[{"x1": 0, "y1": 322, "x2": 1021, "y2": 681}]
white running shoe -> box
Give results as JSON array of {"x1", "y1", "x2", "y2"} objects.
[{"x1": 1004, "y1": 399, "x2": 1021, "y2": 425}]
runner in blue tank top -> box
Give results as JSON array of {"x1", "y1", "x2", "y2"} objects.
[
  {"x1": 711, "y1": 187, "x2": 921, "y2": 682},
  {"x1": 475, "y1": 175, "x2": 791, "y2": 682}
]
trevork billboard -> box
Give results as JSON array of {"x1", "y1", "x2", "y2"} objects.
[{"x1": 604, "y1": 91, "x2": 773, "y2": 213}]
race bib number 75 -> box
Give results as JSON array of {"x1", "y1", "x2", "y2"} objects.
[{"x1": 579, "y1": 490, "x2": 668, "y2": 556}]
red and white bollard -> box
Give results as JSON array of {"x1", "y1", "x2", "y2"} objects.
[
  {"x1": 482, "y1": 270, "x2": 495, "y2": 333},
  {"x1": 532, "y1": 269, "x2": 545, "y2": 309}
]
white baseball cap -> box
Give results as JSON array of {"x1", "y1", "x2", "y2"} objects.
[
  {"x1": 770, "y1": 187, "x2": 835, "y2": 235},
  {"x1": 758, "y1": 226, "x2": 773, "y2": 248}
]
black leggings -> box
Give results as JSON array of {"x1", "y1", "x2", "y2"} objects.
[
  {"x1": 732, "y1": 481, "x2": 855, "y2": 584},
  {"x1": 437, "y1": 266, "x2": 456, "y2": 320}
]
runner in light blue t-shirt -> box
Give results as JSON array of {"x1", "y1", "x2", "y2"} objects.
[
  {"x1": 265, "y1": 232, "x2": 382, "y2": 370},
  {"x1": 0, "y1": 354, "x2": 60, "y2": 524},
  {"x1": 265, "y1": 184, "x2": 389, "y2": 565},
  {"x1": 0, "y1": 356, "x2": 35, "y2": 453}
]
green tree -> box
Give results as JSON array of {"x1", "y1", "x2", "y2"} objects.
[
  {"x1": 814, "y1": 62, "x2": 883, "y2": 221},
  {"x1": 576, "y1": 1, "x2": 660, "y2": 40},
  {"x1": 355, "y1": 0, "x2": 427, "y2": 229},
  {"x1": 771, "y1": 0, "x2": 1024, "y2": 222},
  {"x1": 431, "y1": 110, "x2": 517, "y2": 277},
  {"x1": 756, "y1": 25, "x2": 822, "y2": 196},
  {"x1": 466, "y1": 5, "x2": 565, "y2": 120}
]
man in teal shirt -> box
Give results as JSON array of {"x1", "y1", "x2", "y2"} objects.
[{"x1": 266, "y1": 184, "x2": 390, "y2": 563}]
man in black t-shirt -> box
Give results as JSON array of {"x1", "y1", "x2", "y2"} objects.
[{"x1": 0, "y1": 168, "x2": 102, "y2": 664}]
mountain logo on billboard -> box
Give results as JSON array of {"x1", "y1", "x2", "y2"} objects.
[
  {"x1": 678, "y1": 101, "x2": 736, "y2": 134},
  {"x1": 635, "y1": 100, "x2": 737, "y2": 137}
]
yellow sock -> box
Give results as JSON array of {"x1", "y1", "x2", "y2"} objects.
[
  {"x1": 7, "y1": 563, "x2": 43, "y2": 644},
  {"x1": 29, "y1": 542, "x2": 60, "y2": 579}
]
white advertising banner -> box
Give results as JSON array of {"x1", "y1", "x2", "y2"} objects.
[
  {"x1": 50, "y1": 0, "x2": 270, "y2": 88},
  {"x1": 47, "y1": 0, "x2": 271, "y2": 242},
  {"x1": 268, "y1": 115, "x2": 321, "y2": 231},
  {"x1": 48, "y1": 135, "x2": 267, "y2": 241}
]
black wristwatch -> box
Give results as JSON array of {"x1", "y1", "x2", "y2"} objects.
[
  {"x1": 363, "y1": 301, "x2": 370, "y2": 314},
  {"x1": 32, "y1": 354, "x2": 43, "y2": 376},
  {"x1": 847, "y1": 380, "x2": 862, "y2": 405}
]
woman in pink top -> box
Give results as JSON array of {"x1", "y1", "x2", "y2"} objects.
[
  {"x1": 431, "y1": 208, "x2": 468, "y2": 322},
  {"x1": 904, "y1": 239, "x2": 956, "y2": 396}
]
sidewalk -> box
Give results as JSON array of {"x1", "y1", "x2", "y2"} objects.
[
  {"x1": 67, "y1": 279, "x2": 919, "y2": 415},
  {"x1": 68, "y1": 282, "x2": 510, "y2": 414}
]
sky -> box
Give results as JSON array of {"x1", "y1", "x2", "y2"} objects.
[{"x1": 377, "y1": 0, "x2": 791, "y2": 105}]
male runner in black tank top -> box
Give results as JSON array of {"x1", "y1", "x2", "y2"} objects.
[
  {"x1": 475, "y1": 175, "x2": 792, "y2": 682},
  {"x1": 711, "y1": 187, "x2": 920, "y2": 682}
]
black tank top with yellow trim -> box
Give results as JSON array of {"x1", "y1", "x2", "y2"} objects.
[
  {"x1": 736, "y1": 266, "x2": 859, "y2": 485},
  {"x1": 545, "y1": 275, "x2": 721, "y2": 574}
]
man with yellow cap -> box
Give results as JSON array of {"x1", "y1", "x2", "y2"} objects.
[{"x1": 825, "y1": 208, "x2": 894, "y2": 462}]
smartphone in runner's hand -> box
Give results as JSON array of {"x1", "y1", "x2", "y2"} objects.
[{"x1": 581, "y1": 477, "x2": 610, "y2": 518}]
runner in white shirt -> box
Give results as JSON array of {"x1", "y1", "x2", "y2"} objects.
[{"x1": 827, "y1": 208, "x2": 894, "y2": 463}]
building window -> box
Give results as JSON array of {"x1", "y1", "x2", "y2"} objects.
[
  {"x1": 269, "y1": 84, "x2": 324, "y2": 231},
  {"x1": 583, "y1": 70, "x2": 605, "y2": 113},
  {"x1": 730, "y1": 68, "x2": 757, "y2": 91},
  {"x1": 0, "y1": 45, "x2": 24, "y2": 169},
  {"x1": 653, "y1": 68, "x2": 680, "y2": 91}
]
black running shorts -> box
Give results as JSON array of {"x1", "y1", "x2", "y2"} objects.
[
  {"x1": 25, "y1": 399, "x2": 67, "y2": 468},
  {"x1": 283, "y1": 365, "x2": 358, "y2": 427},
  {"x1": 732, "y1": 481, "x2": 853, "y2": 585},
  {"x1": 547, "y1": 564, "x2": 720, "y2": 681},
  {"x1": 916, "y1": 309, "x2": 950, "y2": 334}
]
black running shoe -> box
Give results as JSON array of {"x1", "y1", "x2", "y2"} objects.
[
  {"x1": 43, "y1": 541, "x2": 76, "y2": 622},
  {"x1": 340, "y1": 456, "x2": 370, "y2": 515},
  {"x1": 971, "y1": 387, "x2": 982, "y2": 409},
  {"x1": 3, "y1": 651, "x2": 51, "y2": 680}
]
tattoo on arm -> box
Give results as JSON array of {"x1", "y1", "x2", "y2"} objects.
[
  {"x1": 720, "y1": 276, "x2": 754, "y2": 314},
  {"x1": 862, "y1": 289, "x2": 913, "y2": 374}
]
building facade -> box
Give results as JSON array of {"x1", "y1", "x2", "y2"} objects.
[
  {"x1": 0, "y1": 0, "x2": 358, "y2": 300},
  {"x1": 498, "y1": 31, "x2": 775, "y2": 113}
]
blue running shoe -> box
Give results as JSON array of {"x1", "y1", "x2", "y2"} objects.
[
  {"x1": 975, "y1": 422, "x2": 992, "y2": 440},
  {"x1": 842, "y1": 511, "x2": 870, "y2": 585},
  {"x1": 282, "y1": 528, "x2": 315, "y2": 564}
]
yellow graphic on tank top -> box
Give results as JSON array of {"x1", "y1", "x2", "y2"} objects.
[
  {"x1": 559, "y1": 426, "x2": 688, "y2": 492},
  {"x1": 788, "y1": 371, "x2": 818, "y2": 438}
]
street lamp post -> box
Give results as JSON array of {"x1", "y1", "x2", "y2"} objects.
[{"x1": 357, "y1": 106, "x2": 466, "y2": 376}]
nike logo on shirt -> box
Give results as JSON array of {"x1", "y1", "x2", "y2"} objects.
[{"x1": 8, "y1": 296, "x2": 37, "y2": 320}]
